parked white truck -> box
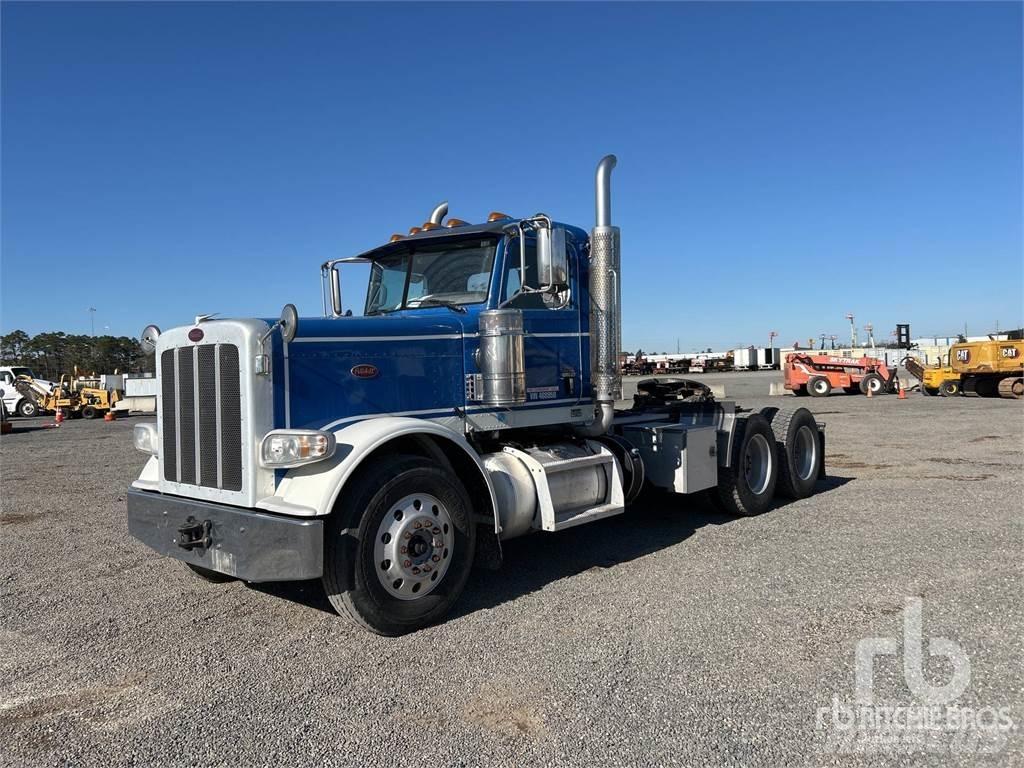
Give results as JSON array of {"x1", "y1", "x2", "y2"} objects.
[{"x1": 0, "y1": 366, "x2": 54, "y2": 417}]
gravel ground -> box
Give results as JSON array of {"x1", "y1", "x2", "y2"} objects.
[{"x1": 1, "y1": 373, "x2": 1021, "y2": 767}]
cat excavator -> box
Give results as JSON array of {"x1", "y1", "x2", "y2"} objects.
[{"x1": 904, "y1": 336, "x2": 1023, "y2": 399}]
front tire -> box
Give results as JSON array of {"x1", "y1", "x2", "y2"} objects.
[
  {"x1": 16, "y1": 399, "x2": 38, "y2": 417},
  {"x1": 808, "y1": 376, "x2": 832, "y2": 397},
  {"x1": 717, "y1": 414, "x2": 778, "y2": 516},
  {"x1": 323, "y1": 454, "x2": 476, "y2": 636},
  {"x1": 939, "y1": 379, "x2": 960, "y2": 397}
]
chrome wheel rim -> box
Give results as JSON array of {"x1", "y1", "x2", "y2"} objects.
[
  {"x1": 374, "y1": 493, "x2": 453, "y2": 600},
  {"x1": 743, "y1": 434, "x2": 772, "y2": 495},
  {"x1": 794, "y1": 425, "x2": 816, "y2": 481},
  {"x1": 814, "y1": 380, "x2": 828, "y2": 394}
]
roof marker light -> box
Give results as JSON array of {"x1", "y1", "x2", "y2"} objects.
[
  {"x1": 444, "y1": 218, "x2": 468, "y2": 228},
  {"x1": 408, "y1": 226, "x2": 422, "y2": 235},
  {"x1": 487, "y1": 211, "x2": 511, "y2": 222},
  {"x1": 390, "y1": 234, "x2": 404, "y2": 242},
  {"x1": 421, "y1": 222, "x2": 441, "y2": 231}
]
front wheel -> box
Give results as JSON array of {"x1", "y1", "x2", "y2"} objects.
[
  {"x1": 939, "y1": 379, "x2": 960, "y2": 397},
  {"x1": 808, "y1": 376, "x2": 832, "y2": 397},
  {"x1": 16, "y1": 399, "x2": 38, "y2": 417},
  {"x1": 323, "y1": 454, "x2": 476, "y2": 636}
]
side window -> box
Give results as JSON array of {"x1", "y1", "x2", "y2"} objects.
[
  {"x1": 0, "y1": 372, "x2": 12, "y2": 384},
  {"x1": 501, "y1": 237, "x2": 548, "y2": 309}
]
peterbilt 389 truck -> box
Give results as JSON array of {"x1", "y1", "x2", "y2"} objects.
[{"x1": 127, "y1": 156, "x2": 826, "y2": 635}]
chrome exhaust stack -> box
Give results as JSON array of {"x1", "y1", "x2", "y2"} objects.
[
  {"x1": 428, "y1": 201, "x2": 449, "y2": 225},
  {"x1": 580, "y1": 155, "x2": 620, "y2": 436}
]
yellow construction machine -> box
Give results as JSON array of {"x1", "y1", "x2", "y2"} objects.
[
  {"x1": 15, "y1": 374, "x2": 121, "y2": 418},
  {"x1": 904, "y1": 337, "x2": 1023, "y2": 399}
]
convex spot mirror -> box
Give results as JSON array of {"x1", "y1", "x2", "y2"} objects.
[
  {"x1": 536, "y1": 226, "x2": 568, "y2": 289},
  {"x1": 280, "y1": 303, "x2": 298, "y2": 343}
]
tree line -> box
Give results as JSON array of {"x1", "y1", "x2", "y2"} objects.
[{"x1": 0, "y1": 330, "x2": 154, "y2": 380}]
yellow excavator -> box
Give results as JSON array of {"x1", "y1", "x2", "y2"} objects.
[
  {"x1": 15, "y1": 374, "x2": 121, "y2": 418},
  {"x1": 904, "y1": 337, "x2": 1023, "y2": 399}
]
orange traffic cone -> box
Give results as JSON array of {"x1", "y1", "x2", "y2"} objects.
[
  {"x1": 54, "y1": 409, "x2": 64, "y2": 424},
  {"x1": 104, "y1": 411, "x2": 115, "y2": 422},
  {"x1": 898, "y1": 384, "x2": 907, "y2": 400},
  {"x1": 866, "y1": 382, "x2": 873, "y2": 398}
]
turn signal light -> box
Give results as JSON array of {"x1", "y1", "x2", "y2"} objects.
[
  {"x1": 421, "y1": 222, "x2": 440, "y2": 231},
  {"x1": 444, "y1": 218, "x2": 468, "y2": 228},
  {"x1": 390, "y1": 234, "x2": 404, "y2": 242},
  {"x1": 487, "y1": 211, "x2": 511, "y2": 222}
]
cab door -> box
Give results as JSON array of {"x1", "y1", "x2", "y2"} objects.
[{"x1": 497, "y1": 234, "x2": 583, "y2": 406}]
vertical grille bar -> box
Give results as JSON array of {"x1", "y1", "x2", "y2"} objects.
[
  {"x1": 161, "y1": 350, "x2": 177, "y2": 481},
  {"x1": 198, "y1": 345, "x2": 218, "y2": 487},
  {"x1": 219, "y1": 345, "x2": 242, "y2": 491},
  {"x1": 178, "y1": 347, "x2": 197, "y2": 485}
]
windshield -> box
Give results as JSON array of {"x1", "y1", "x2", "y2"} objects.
[
  {"x1": 365, "y1": 238, "x2": 497, "y2": 315},
  {"x1": 11, "y1": 367, "x2": 35, "y2": 379}
]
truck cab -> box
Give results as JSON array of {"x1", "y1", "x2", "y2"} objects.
[
  {"x1": 127, "y1": 156, "x2": 827, "y2": 635},
  {"x1": 0, "y1": 366, "x2": 53, "y2": 417}
]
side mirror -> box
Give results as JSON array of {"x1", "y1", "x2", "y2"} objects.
[
  {"x1": 329, "y1": 265, "x2": 343, "y2": 316},
  {"x1": 536, "y1": 225, "x2": 568, "y2": 289}
]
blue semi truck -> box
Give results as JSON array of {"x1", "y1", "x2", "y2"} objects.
[{"x1": 127, "y1": 156, "x2": 826, "y2": 635}]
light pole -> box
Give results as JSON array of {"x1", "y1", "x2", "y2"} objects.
[
  {"x1": 89, "y1": 307, "x2": 97, "y2": 337},
  {"x1": 768, "y1": 330, "x2": 778, "y2": 349}
]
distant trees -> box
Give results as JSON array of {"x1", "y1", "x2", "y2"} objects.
[{"x1": 0, "y1": 330, "x2": 153, "y2": 379}]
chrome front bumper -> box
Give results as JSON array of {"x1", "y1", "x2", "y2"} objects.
[{"x1": 126, "y1": 488, "x2": 323, "y2": 582}]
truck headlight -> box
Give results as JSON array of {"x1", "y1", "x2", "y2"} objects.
[
  {"x1": 133, "y1": 423, "x2": 159, "y2": 456},
  {"x1": 260, "y1": 429, "x2": 336, "y2": 468}
]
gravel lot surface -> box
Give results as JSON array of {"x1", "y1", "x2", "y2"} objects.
[{"x1": 1, "y1": 372, "x2": 1021, "y2": 767}]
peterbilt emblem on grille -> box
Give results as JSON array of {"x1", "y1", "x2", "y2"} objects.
[
  {"x1": 188, "y1": 328, "x2": 204, "y2": 342},
  {"x1": 351, "y1": 364, "x2": 379, "y2": 379}
]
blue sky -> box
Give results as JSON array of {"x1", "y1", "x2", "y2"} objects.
[{"x1": 2, "y1": 1, "x2": 1021, "y2": 352}]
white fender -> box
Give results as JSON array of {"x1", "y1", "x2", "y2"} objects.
[{"x1": 255, "y1": 417, "x2": 500, "y2": 532}]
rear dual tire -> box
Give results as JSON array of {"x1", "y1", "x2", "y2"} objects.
[
  {"x1": 716, "y1": 414, "x2": 778, "y2": 516},
  {"x1": 761, "y1": 406, "x2": 822, "y2": 499}
]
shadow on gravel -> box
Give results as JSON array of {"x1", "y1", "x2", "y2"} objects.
[{"x1": 243, "y1": 475, "x2": 854, "y2": 621}]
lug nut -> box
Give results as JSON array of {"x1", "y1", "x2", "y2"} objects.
[
  {"x1": 403, "y1": 560, "x2": 412, "y2": 568},
  {"x1": 432, "y1": 527, "x2": 441, "y2": 535},
  {"x1": 400, "y1": 546, "x2": 408, "y2": 554},
  {"x1": 432, "y1": 555, "x2": 440, "y2": 563},
  {"x1": 403, "y1": 532, "x2": 411, "y2": 539},
  {"x1": 414, "y1": 521, "x2": 422, "y2": 529},
  {"x1": 423, "y1": 565, "x2": 432, "y2": 573},
  {"x1": 411, "y1": 567, "x2": 421, "y2": 575}
]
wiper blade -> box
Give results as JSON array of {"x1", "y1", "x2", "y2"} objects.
[{"x1": 416, "y1": 299, "x2": 467, "y2": 314}]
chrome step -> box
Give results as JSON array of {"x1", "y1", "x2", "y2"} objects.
[{"x1": 550, "y1": 502, "x2": 625, "y2": 531}]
